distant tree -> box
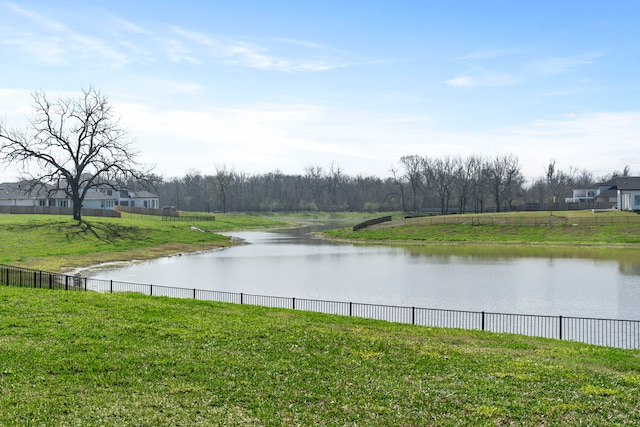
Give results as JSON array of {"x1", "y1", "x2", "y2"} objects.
[
  {"x1": 399, "y1": 155, "x2": 426, "y2": 211},
  {"x1": 483, "y1": 154, "x2": 523, "y2": 212},
  {"x1": 214, "y1": 165, "x2": 236, "y2": 213},
  {"x1": 0, "y1": 88, "x2": 153, "y2": 221}
]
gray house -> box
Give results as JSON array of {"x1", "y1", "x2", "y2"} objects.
[
  {"x1": 0, "y1": 182, "x2": 158, "y2": 211},
  {"x1": 566, "y1": 177, "x2": 640, "y2": 211}
]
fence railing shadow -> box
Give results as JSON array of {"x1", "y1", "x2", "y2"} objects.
[{"x1": 2, "y1": 263, "x2": 638, "y2": 349}]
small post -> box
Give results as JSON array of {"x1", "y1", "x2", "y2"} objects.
[
  {"x1": 150, "y1": 285, "x2": 153, "y2": 296},
  {"x1": 292, "y1": 297, "x2": 296, "y2": 310},
  {"x1": 559, "y1": 316, "x2": 563, "y2": 340},
  {"x1": 412, "y1": 307, "x2": 415, "y2": 325},
  {"x1": 193, "y1": 288, "x2": 196, "y2": 299},
  {"x1": 65, "y1": 275, "x2": 68, "y2": 291},
  {"x1": 110, "y1": 280, "x2": 113, "y2": 293},
  {"x1": 349, "y1": 302, "x2": 352, "y2": 317},
  {"x1": 33, "y1": 272, "x2": 37, "y2": 288},
  {"x1": 240, "y1": 292, "x2": 243, "y2": 304},
  {"x1": 84, "y1": 277, "x2": 87, "y2": 291}
]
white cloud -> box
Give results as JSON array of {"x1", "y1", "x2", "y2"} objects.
[
  {"x1": 532, "y1": 51, "x2": 607, "y2": 76},
  {"x1": 453, "y1": 47, "x2": 529, "y2": 62},
  {"x1": 446, "y1": 71, "x2": 521, "y2": 88},
  {"x1": 3, "y1": 4, "x2": 130, "y2": 68},
  {"x1": 446, "y1": 76, "x2": 475, "y2": 87}
]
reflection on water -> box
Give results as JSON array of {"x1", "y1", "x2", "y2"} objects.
[
  {"x1": 88, "y1": 222, "x2": 640, "y2": 321},
  {"x1": 402, "y1": 244, "x2": 640, "y2": 276}
]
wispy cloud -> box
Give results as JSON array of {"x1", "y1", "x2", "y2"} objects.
[
  {"x1": 168, "y1": 25, "x2": 364, "y2": 72},
  {"x1": 446, "y1": 76, "x2": 475, "y2": 87},
  {"x1": 452, "y1": 47, "x2": 529, "y2": 62},
  {"x1": 4, "y1": 3, "x2": 129, "y2": 68},
  {"x1": 446, "y1": 70, "x2": 521, "y2": 88},
  {"x1": 531, "y1": 50, "x2": 607, "y2": 76}
]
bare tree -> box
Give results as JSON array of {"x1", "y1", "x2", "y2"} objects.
[
  {"x1": 0, "y1": 88, "x2": 153, "y2": 221},
  {"x1": 399, "y1": 155, "x2": 426, "y2": 212},
  {"x1": 213, "y1": 165, "x2": 236, "y2": 213},
  {"x1": 483, "y1": 154, "x2": 523, "y2": 212}
]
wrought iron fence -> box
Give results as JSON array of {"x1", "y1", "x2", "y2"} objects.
[{"x1": 1, "y1": 263, "x2": 639, "y2": 349}]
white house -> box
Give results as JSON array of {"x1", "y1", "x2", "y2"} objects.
[
  {"x1": 0, "y1": 182, "x2": 158, "y2": 211},
  {"x1": 566, "y1": 177, "x2": 640, "y2": 211},
  {"x1": 616, "y1": 177, "x2": 640, "y2": 211}
]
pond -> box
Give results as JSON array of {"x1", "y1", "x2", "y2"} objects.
[{"x1": 87, "y1": 222, "x2": 640, "y2": 320}]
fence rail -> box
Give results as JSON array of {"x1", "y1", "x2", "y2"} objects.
[
  {"x1": 1, "y1": 263, "x2": 639, "y2": 349},
  {"x1": 353, "y1": 216, "x2": 392, "y2": 231},
  {"x1": 404, "y1": 213, "x2": 640, "y2": 227}
]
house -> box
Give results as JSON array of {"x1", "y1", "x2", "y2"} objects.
[
  {"x1": 566, "y1": 177, "x2": 640, "y2": 211},
  {"x1": 616, "y1": 177, "x2": 640, "y2": 211},
  {"x1": 0, "y1": 182, "x2": 158, "y2": 211},
  {"x1": 114, "y1": 190, "x2": 160, "y2": 209}
]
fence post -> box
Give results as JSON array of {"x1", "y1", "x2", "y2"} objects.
[
  {"x1": 150, "y1": 285, "x2": 153, "y2": 296},
  {"x1": 19, "y1": 270, "x2": 22, "y2": 287},
  {"x1": 5, "y1": 268, "x2": 8, "y2": 286},
  {"x1": 49, "y1": 274, "x2": 52, "y2": 289},
  {"x1": 292, "y1": 297, "x2": 296, "y2": 310},
  {"x1": 559, "y1": 316, "x2": 563, "y2": 340},
  {"x1": 240, "y1": 292, "x2": 243, "y2": 304},
  {"x1": 33, "y1": 272, "x2": 37, "y2": 288},
  {"x1": 349, "y1": 302, "x2": 352, "y2": 317},
  {"x1": 412, "y1": 307, "x2": 415, "y2": 325},
  {"x1": 481, "y1": 311, "x2": 486, "y2": 331},
  {"x1": 65, "y1": 275, "x2": 68, "y2": 291},
  {"x1": 110, "y1": 280, "x2": 113, "y2": 293},
  {"x1": 193, "y1": 288, "x2": 196, "y2": 299},
  {"x1": 84, "y1": 277, "x2": 87, "y2": 292}
]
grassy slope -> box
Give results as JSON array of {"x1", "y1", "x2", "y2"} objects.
[
  {"x1": 0, "y1": 287, "x2": 639, "y2": 426},
  {"x1": 0, "y1": 213, "x2": 286, "y2": 272},
  {"x1": 325, "y1": 211, "x2": 640, "y2": 245}
]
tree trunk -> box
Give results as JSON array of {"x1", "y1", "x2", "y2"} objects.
[{"x1": 73, "y1": 202, "x2": 82, "y2": 221}]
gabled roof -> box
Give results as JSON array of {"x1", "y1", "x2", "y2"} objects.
[
  {"x1": 597, "y1": 189, "x2": 618, "y2": 198},
  {"x1": 615, "y1": 177, "x2": 640, "y2": 190},
  {"x1": 127, "y1": 190, "x2": 158, "y2": 199},
  {"x1": 0, "y1": 182, "x2": 49, "y2": 200}
]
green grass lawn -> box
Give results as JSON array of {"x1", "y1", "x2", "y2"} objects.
[
  {"x1": 326, "y1": 211, "x2": 640, "y2": 246},
  {"x1": 0, "y1": 213, "x2": 287, "y2": 272},
  {"x1": 1, "y1": 287, "x2": 639, "y2": 426}
]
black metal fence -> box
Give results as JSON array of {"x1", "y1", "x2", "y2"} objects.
[
  {"x1": 2, "y1": 263, "x2": 639, "y2": 349},
  {"x1": 353, "y1": 216, "x2": 392, "y2": 231},
  {"x1": 407, "y1": 214, "x2": 640, "y2": 227}
]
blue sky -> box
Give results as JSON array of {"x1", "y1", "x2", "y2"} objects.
[{"x1": 1, "y1": 1, "x2": 639, "y2": 183}]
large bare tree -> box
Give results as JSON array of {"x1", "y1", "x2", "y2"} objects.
[{"x1": 0, "y1": 87, "x2": 153, "y2": 221}]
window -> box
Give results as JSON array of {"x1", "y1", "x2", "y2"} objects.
[{"x1": 634, "y1": 195, "x2": 640, "y2": 206}]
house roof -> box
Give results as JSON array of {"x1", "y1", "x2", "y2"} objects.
[
  {"x1": 127, "y1": 190, "x2": 158, "y2": 199},
  {"x1": 597, "y1": 189, "x2": 618, "y2": 198},
  {"x1": 0, "y1": 182, "x2": 48, "y2": 200},
  {"x1": 615, "y1": 177, "x2": 640, "y2": 190}
]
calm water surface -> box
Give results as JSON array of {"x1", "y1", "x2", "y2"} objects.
[{"x1": 89, "y1": 222, "x2": 640, "y2": 320}]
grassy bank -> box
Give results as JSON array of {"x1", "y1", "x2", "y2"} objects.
[
  {"x1": 0, "y1": 213, "x2": 286, "y2": 272},
  {"x1": 0, "y1": 287, "x2": 638, "y2": 425},
  {"x1": 325, "y1": 211, "x2": 640, "y2": 246}
]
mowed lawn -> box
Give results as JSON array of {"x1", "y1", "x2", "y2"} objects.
[
  {"x1": 1, "y1": 287, "x2": 639, "y2": 426},
  {"x1": 0, "y1": 213, "x2": 286, "y2": 272},
  {"x1": 326, "y1": 211, "x2": 640, "y2": 245}
]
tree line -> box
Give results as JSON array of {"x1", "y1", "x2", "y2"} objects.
[
  {"x1": 152, "y1": 156, "x2": 613, "y2": 214},
  {"x1": 1, "y1": 87, "x2": 627, "y2": 218}
]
